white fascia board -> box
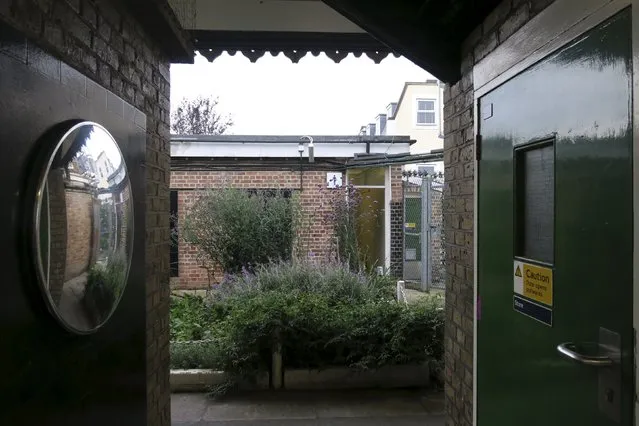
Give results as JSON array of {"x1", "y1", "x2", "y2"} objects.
[{"x1": 171, "y1": 141, "x2": 411, "y2": 158}]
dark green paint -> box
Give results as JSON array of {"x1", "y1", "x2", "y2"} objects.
[{"x1": 478, "y1": 9, "x2": 633, "y2": 426}]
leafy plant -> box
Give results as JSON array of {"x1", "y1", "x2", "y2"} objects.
[
  {"x1": 180, "y1": 188, "x2": 300, "y2": 275},
  {"x1": 170, "y1": 340, "x2": 222, "y2": 370},
  {"x1": 169, "y1": 262, "x2": 443, "y2": 395},
  {"x1": 83, "y1": 249, "x2": 128, "y2": 324}
]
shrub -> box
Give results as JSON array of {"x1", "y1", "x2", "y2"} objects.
[
  {"x1": 181, "y1": 188, "x2": 299, "y2": 274},
  {"x1": 170, "y1": 340, "x2": 222, "y2": 370},
  {"x1": 171, "y1": 293, "x2": 226, "y2": 341},
  {"x1": 169, "y1": 262, "x2": 444, "y2": 393},
  {"x1": 210, "y1": 262, "x2": 395, "y2": 305},
  {"x1": 83, "y1": 249, "x2": 128, "y2": 324}
]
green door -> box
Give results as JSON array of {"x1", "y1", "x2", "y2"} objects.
[{"x1": 478, "y1": 9, "x2": 633, "y2": 426}]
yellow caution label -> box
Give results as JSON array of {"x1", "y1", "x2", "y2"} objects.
[
  {"x1": 513, "y1": 260, "x2": 553, "y2": 306},
  {"x1": 405, "y1": 223, "x2": 416, "y2": 228}
]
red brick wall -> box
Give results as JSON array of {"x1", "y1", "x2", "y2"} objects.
[
  {"x1": 170, "y1": 170, "x2": 337, "y2": 289},
  {"x1": 390, "y1": 165, "x2": 403, "y2": 202},
  {"x1": 171, "y1": 167, "x2": 407, "y2": 289},
  {"x1": 47, "y1": 169, "x2": 67, "y2": 305},
  {"x1": 64, "y1": 188, "x2": 95, "y2": 280},
  {"x1": 389, "y1": 165, "x2": 404, "y2": 277}
]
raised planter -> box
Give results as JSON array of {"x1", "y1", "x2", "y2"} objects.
[
  {"x1": 170, "y1": 369, "x2": 270, "y2": 393},
  {"x1": 170, "y1": 364, "x2": 429, "y2": 393}
]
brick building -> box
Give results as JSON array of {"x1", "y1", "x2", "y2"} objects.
[{"x1": 169, "y1": 134, "x2": 444, "y2": 290}]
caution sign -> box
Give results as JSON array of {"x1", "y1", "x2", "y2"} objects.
[
  {"x1": 515, "y1": 266, "x2": 522, "y2": 278},
  {"x1": 513, "y1": 260, "x2": 553, "y2": 306}
]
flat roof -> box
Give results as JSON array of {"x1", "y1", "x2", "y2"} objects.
[{"x1": 171, "y1": 135, "x2": 415, "y2": 145}]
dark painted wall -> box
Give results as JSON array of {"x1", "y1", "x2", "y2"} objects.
[{"x1": 0, "y1": 22, "x2": 147, "y2": 426}]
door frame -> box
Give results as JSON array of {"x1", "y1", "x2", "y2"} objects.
[{"x1": 471, "y1": 0, "x2": 637, "y2": 425}]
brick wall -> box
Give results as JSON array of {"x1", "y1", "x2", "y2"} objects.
[
  {"x1": 64, "y1": 188, "x2": 94, "y2": 280},
  {"x1": 170, "y1": 170, "x2": 337, "y2": 289},
  {"x1": 389, "y1": 201, "x2": 403, "y2": 277},
  {"x1": 389, "y1": 165, "x2": 404, "y2": 277},
  {"x1": 47, "y1": 169, "x2": 68, "y2": 306},
  {"x1": 171, "y1": 167, "x2": 406, "y2": 289},
  {"x1": 443, "y1": 1, "x2": 555, "y2": 425},
  {"x1": 0, "y1": 1, "x2": 174, "y2": 424},
  {"x1": 431, "y1": 188, "x2": 445, "y2": 286}
]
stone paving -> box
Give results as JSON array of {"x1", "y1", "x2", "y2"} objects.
[{"x1": 172, "y1": 389, "x2": 444, "y2": 426}]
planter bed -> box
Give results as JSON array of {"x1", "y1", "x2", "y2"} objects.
[
  {"x1": 170, "y1": 369, "x2": 270, "y2": 393},
  {"x1": 170, "y1": 364, "x2": 429, "y2": 393}
]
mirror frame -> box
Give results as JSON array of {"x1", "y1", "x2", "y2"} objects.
[{"x1": 30, "y1": 120, "x2": 134, "y2": 335}]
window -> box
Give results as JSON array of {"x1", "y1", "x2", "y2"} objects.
[
  {"x1": 416, "y1": 98, "x2": 436, "y2": 126},
  {"x1": 347, "y1": 168, "x2": 385, "y2": 186},
  {"x1": 515, "y1": 140, "x2": 555, "y2": 264},
  {"x1": 246, "y1": 188, "x2": 293, "y2": 198}
]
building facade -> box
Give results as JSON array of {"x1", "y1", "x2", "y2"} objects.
[
  {"x1": 170, "y1": 135, "x2": 413, "y2": 289},
  {"x1": 363, "y1": 81, "x2": 445, "y2": 154}
]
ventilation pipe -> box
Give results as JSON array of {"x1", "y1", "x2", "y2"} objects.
[{"x1": 300, "y1": 135, "x2": 314, "y2": 163}]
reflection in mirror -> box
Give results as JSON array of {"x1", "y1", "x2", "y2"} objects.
[{"x1": 36, "y1": 122, "x2": 133, "y2": 333}]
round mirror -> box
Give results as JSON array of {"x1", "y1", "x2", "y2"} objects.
[{"x1": 34, "y1": 122, "x2": 133, "y2": 333}]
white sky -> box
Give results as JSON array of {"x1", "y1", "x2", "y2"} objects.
[
  {"x1": 83, "y1": 127, "x2": 122, "y2": 169},
  {"x1": 170, "y1": 52, "x2": 432, "y2": 135}
]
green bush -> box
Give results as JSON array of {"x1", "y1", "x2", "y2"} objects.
[
  {"x1": 84, "y1": 249, "x2": 128, "y2": 324},
  {"x1": 170, "y1": 340, "x2": 222, "y2": 370},
  {"x1": 170, "y1": 294, "x2": 218, "y2": 341},
  {"x1": 180, "y1": 188, "x2": 299, "y2": 274},
  {"x1": 169, "y1": 262, "x2": 444, "y2": 393}
]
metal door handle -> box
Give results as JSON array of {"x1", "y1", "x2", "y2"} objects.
[{"x1": 557, "y1": 343, "x2": 614, "y2": 366}]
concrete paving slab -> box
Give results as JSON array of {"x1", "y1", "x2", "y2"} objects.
[
  {"x1": 173, "y1": 415, "x2": 445, "y2": 426},
  {"x1": 172, "y1": 390, "x2": 445, "y2": 426},
  {"x1": 172, "y1": 393, "x2": 210, "y2": 423},
  {"x1": 314, "y1": 395, "x2": 427, "y2": 418},
  {"x1": 202, "y1": 401, "x2": 317, "y2": 422}
]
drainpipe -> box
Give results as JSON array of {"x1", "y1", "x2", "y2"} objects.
[
  {"x1": 297, "y1": 142, "x2": 304, "y2": 191},
  {"x1": 438, "y1": 80, "x2": 444, "y2": 139}
]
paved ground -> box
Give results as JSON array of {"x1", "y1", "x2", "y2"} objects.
[
  {"x1": 172, "y1": 389, "x2": 444, "y2": 426},
  {"x1": 404, "y1": 288, "x2": 445, "y2": 304}
]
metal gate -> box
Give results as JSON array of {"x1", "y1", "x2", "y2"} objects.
[{"x1": 402, "y1": 168, "x2": 444, "y2": 291}]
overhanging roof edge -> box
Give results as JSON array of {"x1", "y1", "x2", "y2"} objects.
[{"x1": 191, "y1": 30, "x2": 399, "y2": 64}]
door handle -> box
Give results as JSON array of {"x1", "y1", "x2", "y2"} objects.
[{"x1": 557, "y1": 342, "x2": 615, "y2": 367}]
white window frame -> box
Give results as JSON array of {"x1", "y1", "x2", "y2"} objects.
[{"x1": 414, "y1": 97, "x2": 438, "y2": 127}]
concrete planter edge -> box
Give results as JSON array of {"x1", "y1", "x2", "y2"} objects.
[{"x1": 170, "y1": 364, "x2": 430, "y2": 393}]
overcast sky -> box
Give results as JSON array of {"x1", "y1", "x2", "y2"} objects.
[{"x1": 170, "y1": 52, "x2": 432, "y2": 135}]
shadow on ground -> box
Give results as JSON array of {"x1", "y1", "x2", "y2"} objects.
[{"x1": 172, "y1": 388, "x2": 444, "y2": 425}]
